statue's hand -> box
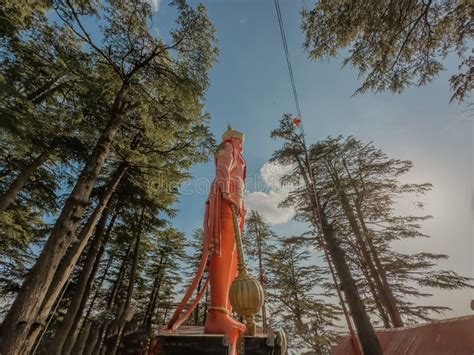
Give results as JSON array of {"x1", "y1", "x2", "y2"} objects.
[{"x1": 222, "y1": 192, "x2": 241, "y2": 216}]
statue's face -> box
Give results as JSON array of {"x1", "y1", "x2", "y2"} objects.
[{"x1": 231, "y1": 137, "x2": 244, "y2": 153}]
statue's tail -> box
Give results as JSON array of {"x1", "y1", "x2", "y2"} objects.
[
  {"x1": 166, "y1": 241, "x2": 209, "y2": 330},
  {"x1": 167, "y1": 204, "x2": 212, "y2": 331}
]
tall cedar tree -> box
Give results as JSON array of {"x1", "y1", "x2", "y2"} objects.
[
  {"x1": 271, "y1": 115, "x2": 383, "y2": 354},
  {"x1": 0, "y1": 0, "x2": 217, "y2": 353},
  {"x1": 308, "y1": 136, "x2": 473, "y2": 325},
  {"x1": 0, "y1": 17, "x2": 92, "y2": 214},
  {"x1": 266, "y1": 238, "x2": 340, "y2": 354},
  {"x1": 34, "y1": 98, "x2": 213, "y2": 353},
  {"x1": 272, "y1": 123, "x2": 472, "y2": 332},
  {"x1": 243, "y1": 210, "x2": 276, "y2": 332},
  {"x1": 302, "y1": 0, "x2": 473, "y2": 102},
  {"x1": 182, "y1": 228, "x2": 209, "y2": 326},
  {"x1": 141, "y1": 228, "x2": 187, "y2": 335},
  {"x1": 0, "y1": 9, "x2": 94, "y2": 302}
]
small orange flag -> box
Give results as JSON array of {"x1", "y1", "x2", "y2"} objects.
[{"x1": 292, "y1": 117, "x2": 302, "y2": 126}]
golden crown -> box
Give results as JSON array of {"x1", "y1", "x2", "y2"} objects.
[{"x1": 222, "y1": 123, "x2": 245, "y2": 141}]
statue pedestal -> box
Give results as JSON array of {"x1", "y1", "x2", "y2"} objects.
[{"x1": 149, "y1": 326, "x2": 285, "y2": 355}]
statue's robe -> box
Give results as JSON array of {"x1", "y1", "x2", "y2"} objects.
[{"x1": 205, "y1": 140, "x2": 246, "y2": 256}]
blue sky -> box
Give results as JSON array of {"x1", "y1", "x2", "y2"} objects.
[{"x1": 151, "y1": 1, "x2": 472, "y2": 319}]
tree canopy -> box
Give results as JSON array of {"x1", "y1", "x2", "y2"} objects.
[{"x1": 302, "y1": 0, "x2": 473, "y2": 102}]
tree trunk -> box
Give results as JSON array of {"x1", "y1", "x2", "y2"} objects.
[
  {"x1": 72, "y1": 246, "x2": 116, "y2": 354},
  {"x1": 321, "y1": 220, "x2": 382, "y2": 355},
  {"x1": 106, "y1": 206, "x2": 144, "y2": 355},
  {"x1": 163, "y1": 303, "x2": 171, "y2": 324},
  {"x1": 0, "y1": 147, "x2": 54, "y2": 214},
  {"x1": 319, "y1": 243, "x2": 359, "y2": 351},
  {"x1": 357, "y1": 206, "x2": 404, "y2": 327},
  {"x1": 0, "y1": 83, "x2": 129, "y2": 355},
  {"x1": 72, "y1": 320, "x2": 92, "y2": 355},
  {"x1": 296, "y1": 154, "x2": 382, "y2": 355},
  {"x1": 20, "y1": 162, "x2": 128, "y2": 354},
  {"x1": 144, "y1": 255, "x2": 165, "y2": 333},
  {"x1": 312, "y1": 323, "x2": 323, "y2": 355},
  {"x1": 84, "y1": 321, "x2": 102, "y2": 355},
  {"x1": 66, "y1": 248, "x2": 118, "y2": 355},
  {"x1": 92, "y1": 243, "x2": 133, "y2": 354},
  {"x1": 255, "y1": 222, "x2": 268, "y2": 332},
  {"x1": 202, "y1": 287, "x2": 209, "y2": 325},
  {"x1": 83, "y1": 247, "x2": 117, "y2": 324},
  {"x1": 357, "y1": 251, "x2": 392, "y2": 328},
  {"x1": 342, "y1": 158, "x2": 404, "y2": 328},
  {"x1": 48, "y1": 205, "x2": 118, "y2": 354},
  {"x1": 337, "y1": 187, "x2": 399, "y2": 327},
  {"x1": 193, "y1": 277, "x2": 202, "y2": 326},
  {"x1": 66, "y1": 209, "x2": 119, "y2": 354},
  {"x1": 147, "y1": 272, "x2": 164, "y2": 332}
]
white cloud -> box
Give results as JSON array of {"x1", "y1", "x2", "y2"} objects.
[
  {"x1": 259, "y1": 161, "x2": 294, "y2": 190},
  {"x1": 245, "y1": 162, "x2": 295, "y2": 225},
  {"x1": 245, "y1": 190, "x2": 294, "y2": 225}
]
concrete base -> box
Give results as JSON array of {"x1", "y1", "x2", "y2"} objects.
[{"x1": 149, "y1": 326, "x2": 285, "y2": 355}]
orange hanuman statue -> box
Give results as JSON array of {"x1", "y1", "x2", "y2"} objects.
[{"x1": 167, "y1": 125, "x2": 247, "y2": 351}]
